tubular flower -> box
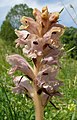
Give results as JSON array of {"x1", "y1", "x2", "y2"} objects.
[
  {"x1": 6, "y1": 6, "x2": 64, "y2": 118},
  {"x1": 12, "y1": 76, "x2": 33, "y2": 97},
  {"x1": 6, "y1": 54, "x2": 35, "y2": 80}
]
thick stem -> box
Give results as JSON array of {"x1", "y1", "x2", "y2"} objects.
[
  {"x1": 33, "y1": 86, "x2": 44, "y2": 120},
  {"x1": 33, "y1": 65, "x2": 44, "y2": 120}
]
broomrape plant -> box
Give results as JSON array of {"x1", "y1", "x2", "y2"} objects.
[{"x1": 6, "y1": 6, "x2": 64, "y2": 120}]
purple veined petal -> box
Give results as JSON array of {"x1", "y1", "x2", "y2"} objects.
[
  {"x1": 13, "y1": 76, "x2": 33, "y2": 97},
  {"x1": 6, "y1": 54, "x2": 35, "y2": 81}
]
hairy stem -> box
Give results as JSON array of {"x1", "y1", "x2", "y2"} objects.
[
  {"x1": 33, "y1": 86, "x2": 44, "y2": 120},
  {"x1": 33, "y1": 65, "x2": 44, "y2": 120}
]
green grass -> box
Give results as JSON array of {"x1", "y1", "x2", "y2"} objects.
[{"x1": 0, "y1": 38, "x2": 77, "y2": 120}]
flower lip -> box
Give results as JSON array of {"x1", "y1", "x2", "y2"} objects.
[{"x1": 19, "y1": 25, "x2": 29, "y2": 30}]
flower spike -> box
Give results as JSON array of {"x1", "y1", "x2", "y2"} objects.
[{"x1": 6, "y1": 6, "x2": 64, "y2": 120}]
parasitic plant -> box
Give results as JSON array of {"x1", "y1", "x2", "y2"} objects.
[{"x1": 6, "y1": 6, "x2": 64, "y2": 120}]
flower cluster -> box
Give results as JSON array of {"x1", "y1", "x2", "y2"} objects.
[{"x1": 6, "y1": 6, "x2": 64, "y2": 107}]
